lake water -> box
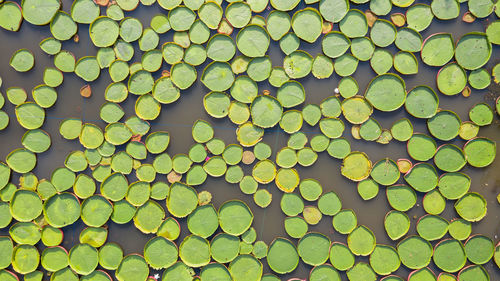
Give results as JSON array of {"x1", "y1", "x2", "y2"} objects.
[{"x1": 0, "y1": 0, "x2": 499, "y2": 280}]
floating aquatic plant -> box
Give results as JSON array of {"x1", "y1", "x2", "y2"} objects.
[{"x1": 0, "y1": 0, "x2": 498, "y2": 280}]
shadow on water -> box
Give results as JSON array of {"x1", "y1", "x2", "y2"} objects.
[{"x1": 0, "y1": 0, "x2": 499, "y2": 280}]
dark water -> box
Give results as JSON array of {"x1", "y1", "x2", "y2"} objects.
[{"x1": 0, "y1": 0, "x2": 499, "y2": 280}]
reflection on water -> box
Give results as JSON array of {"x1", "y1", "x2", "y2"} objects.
[{"x1": 0, "y1": 0, "x2": 499, "y2": 280}]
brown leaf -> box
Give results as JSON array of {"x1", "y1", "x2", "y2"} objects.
[
  {"x1": 242, "y1": 151, "x2": 256, "y2": 165},
  {"x1": 365, "y1": 10, "x2": 377, "y2": 28},
  {"x1": 322, "y1": 21, "x2": 333, "y2": 34},
  {"x1": 391, "y1": 13, "x2": 406, "y2": 27},
  {"x1": 94, "y1": 0, "x2": 109, "y2": 6},
  {"x1": 462, "y1": 12, "x2": 476, "y2": 23},
  {"x1": 80, "y1": 85, "x2": 92, "y2": 98},
  {"x1": 462, "y1": 85, "x2": 471, "y2": 97}
]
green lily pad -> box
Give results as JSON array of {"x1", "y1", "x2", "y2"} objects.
[
  {"x1": 365, "y1": 74, "x2": 406, "y2": 112},
  {"x1": 357, "y1": 178, "x2": 379, "y2": 200},
  {"x1": 329, "y1": 242, "x2": 355, "y2": 271},
  {"x1": 15, "y1": 102, "x2": 45, "y2": 130},
  {"x1": 333, "y1": 209, "x2": 357, "y2": 234},
  {"x1": 43, "y1": 193, "x2": 81, "y2": 228},
  {"x1": 179, "y1": 235, "x2": 210, "y2": 268},
  {"x1": 187, "y1": 205, "x2": 219, "y2": 238},
  {"x1": 198, "y1": 2, "x2": 222, "y2": 29},
  {"x1": 219, "y1": 200, "x2": 253, "y2": 236},
  {"x1": 200, "y1": 263, "x2": 232, "y2": 281},
  {"x1": 427, "y1": 110, "x2": 461, "y2": 141},
  {"x1": 22, "y1": 0, "x2": 60, "y2": 25},
  {"x1": 431, "y1": 0, "x2": 460, "y2": 20},
  {"x1": 322, "y1": 31, "x2": 351, "y2": 59},
  {"x1": 348, "y1": 225, "x2": 376, "y2": 256},
  {"x1": 32, "y1": 85, "x2": 57, "y2": 108},
  {"x1": 394, "y1": 51, "x2": 418, "y2": 75},
  {"x1": 421, "y1": 33, "x2": 454, "y2": 66},
  {"x1": 10, "y1": 49, "x2": 34, "y2": 72},
  {"x1": 455, "y1": 192, "x2": 487, "y2": 222},
  {"x1": 10, "y1": 190, "x2": 42, "y2": 222},
  {"x1": 464, "y1": 235, "x2": 494, "y2": 264},
  {"x1": 433, "y1": 239, "x2": 467, "y2": 272},
  {"x1": 81, "y1": 195, "x2": 113, "y2": 227},
  {"x1": 229, "y1": 254, "x2": 262, "y2": 281},
  {"x1": 0, "y1": 1, "x2": 22, "y2": 32},
  {"x1": 458, "y1": 265, "x2": 489, "y2": 281},
  {"x1": 468, "y1": 69, "x2": 491, "y2": 90},
  {"x1": 370, "y1": 19, "x2": 396, "y2": 48},
  {"x1": 201, "y1": 61, "x2": 234, "y2": 91},
  {"x1": 369, "y1": 244, "x2": 401, "y2": 275},
  {"x1": 298, "y1": 232, "x2": 330, "y2": 266},
  {"x1": 384, "y1": 210, "x2": 410, "y2": 240},
  {"x1": 236, "y1": 25, "x2": 270, "y2": 58},
  {"x1": 68, "y1": 243, "x2": 98, "y2": 275},
  {"x1": 397, "y1": 236, "x2": 433, "y2": 269},
  {"x1": 434, "y1": 144, "x2": 466, "y2": 172},
  {"x1": 370, "y1": 158, "x2": 400, "y2": 186},
  {"x1": 115, "y1": 254, "x2": 149, "y2": 281},
  {"x1": 463, "y1": 137, "x2": 496, "y2": 168},
  {"x1": 90, "y1": 17, "x2": 119, "y2": 47},
  {"x1": 250, "y1": 95, "x2": 282, "y2": 129},
  {"x1": 416, "y1": 214, "x2": 449, "y2": 241},
  {"x1": 291, "y1": 8, "x2": 322, "y2": 43},
  {"x1": 339, "y1": 9, "x2": 368, "y2": 38},
  {"x1": 283, "y1": 50, "x2": 313, "y2": 79},
  {"x1": 12, "y1": 244, "x2": 39, "y2": 274},
  {"x1": 370, "y1": 48, "x2": 393, "y2": 75},
  {"x1": 346, "y1": 262, "x2": 377, "y2": 281},
  {"x1": 50, "y1": 11, "x2": 77, "y2": 41},
  {"x1": 267, "y1": 237, "x2": 299, "y2": 274},
  {"x1": 167, "y1": 182, "x2": 198, "y2": 218},
  {"x1": 407, "y1": 4, "x2": 433, "y2": 31},
  {"x1": 6, "y1": 148, "x2": 37, "y2": 173},
  {"x1": 405, "y1": 85, "x2": 439, "y2": 119},
  {"x1": 41, "y1": 246, "x2": 68, "y2": 272},
  {"x1": 341, "y1": 152, "x2": 372, "y2": 181},
  {"x1": 469, "y1": 103, "x2": 494, "y2": 126},
  {"x1": 395, "y1": 27, "x2": 423, "y2": 52},
  {"x1": 9, "y1": 222, "x2": 40, "y2": 245},
  {"x1": 455, "y1": 32, "x2": 491, "y2": 70},
  {"x1": 404, "y1": 163, "x2": 438, "y2": 192},
  {"x1": 408, "y1": 268, "x2": 437, "y2": 281},
  {"x1": 437, "y1": 63, "x2": 467, "y2": 96},
  {"x1": 133, "y1": 200, "x2": 164, "y2": 233},
  {"x1": 341, "y1": 97, "x2": 373, "y2": 125}
]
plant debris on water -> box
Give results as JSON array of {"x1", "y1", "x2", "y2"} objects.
[{"x1": 0, "y1": 0, "x2": 498, "y2": 280}]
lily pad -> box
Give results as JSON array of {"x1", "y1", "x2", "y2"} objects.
[
  {"x1": 463, "y1": 137, "x2": 496, "y2": 167},
  {"x1": 365, "y1": 74, "x2": 406, "y2": 112},
  {"x1": 369, "y1": 244, "x2": 401, "y2": 275},
  {"x1": 236, "y1": 25, "x2": 270, "y2": 58},
  {"x1": 455, "y1": 33, "x2": 491, "y2": 70},
  {"x1": 341, "y1": 152, "x2": 372, "y2": 181},
  {"x1": 427, "y1": 110, "x2": 461, "y2": 141},
  {"x1": 292, "y1": 8, "x2": 322, "y2": 43},
  {"x1": 464, "y1": 235, "x2": 494, "y2": 264},
  {"x1": 298, "y1": 232, "x2": 330, "y2": 266},
  {"x1": 397, "y1": 236, "x2": 433, "y2": 269},
  {"x1": 421, "y1": 33, "x2": 454, "y2": 66},
  {"x1": 455, "y1": 192, "x2": 487, "y2": 222},
  {"x1": 10, "y1": 49, "x2": 34, "y2": 72},
  {"x1": 267, "y1": 237, "x2": 299, "y2": 274},
  {"x1": 219, "y1": 200, "x2": 253, "y2": 236},
  {"x1": 437, "y1": 63, "x2": 467, "y2": 96},
  {"x1": 433, "y1": 239, "x2": 467, "y2": 272}
]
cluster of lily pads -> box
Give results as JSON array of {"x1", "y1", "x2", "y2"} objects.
[{"x1": 0, "y1": 0, "x2": 499, "y2": 280}]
